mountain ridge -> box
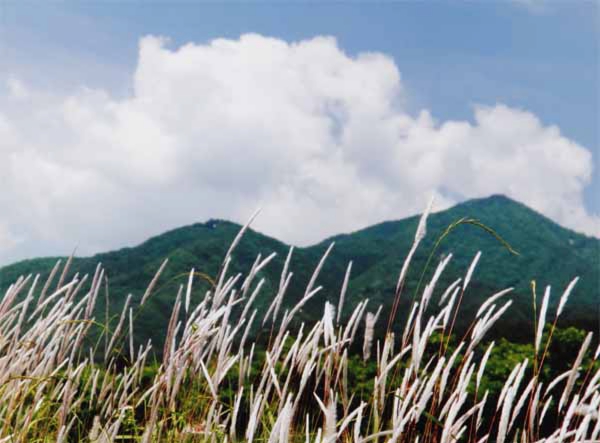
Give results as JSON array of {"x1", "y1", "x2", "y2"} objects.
[
  {"x1": 1, "y1": 194, "x2": 598, "y2": 349},
  {"x1": 4, "y1": 194, "x2": 597, "y2": 270}
]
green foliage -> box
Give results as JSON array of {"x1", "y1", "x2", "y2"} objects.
[
  {"x1": 544, "y1": 326, "x2": 593, "y2": 375},
  {"x1": 479, "y1": 339, "x2": 534, "y2": 395}
]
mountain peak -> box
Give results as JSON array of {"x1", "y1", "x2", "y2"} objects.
[
  {"x1": 456, "y1": 193, "x2": 522, "y2": 209},
  {"x1": 482, "y1": 193, "x2": 516, "y2": 203}
]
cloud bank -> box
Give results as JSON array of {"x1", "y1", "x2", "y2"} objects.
[{"x1": 0, "y1": 34, "x2": 597, "y2": 264}]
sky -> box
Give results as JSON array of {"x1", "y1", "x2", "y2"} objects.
[{"x1": 0, "y1": 1, "x2": 598, "y2": 265}]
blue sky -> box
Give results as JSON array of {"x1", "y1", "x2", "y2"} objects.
[{"x1": 0, "y1": 1, "x2": 597, "y2": 263}]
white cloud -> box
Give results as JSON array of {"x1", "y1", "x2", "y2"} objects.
[{"x1": 0, "y1": 34, "x2": 597, "y2": 265}]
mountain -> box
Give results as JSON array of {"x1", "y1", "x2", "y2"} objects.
[{"x1": 1, "y1": 195, "x2": 598, "y2": 351}]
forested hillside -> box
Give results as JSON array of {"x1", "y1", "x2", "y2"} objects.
[{"x1": 1, "y1": 194, "x2": 597, "y2": 349}]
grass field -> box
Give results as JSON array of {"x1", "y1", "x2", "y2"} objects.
[{"x1": 0, "y1": 208, "x2": 598, "y2": 442}]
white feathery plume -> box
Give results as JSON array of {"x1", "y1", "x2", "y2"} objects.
[
  {"x1": 239, "y1": 309, "x2": 257, "y2": 352},
  {"x1": 376, "y1": 346, "x2": 412, "y2": 390},
  {"x1": 556, "y1": 276, "x2": 579, "y2": 318},
  {"x1": 477, "y1": 341, "x2": 494, "y2": 391},
  {"x1": 529, "y1": 383, "x2": 543, "y2": 432},
  {"x1": 416, "y1": 357, "x2": 446, "y2": 416},
  {"x1": 469, "y1": 300, "x2": 513, "y2": 353},
  {"x1": 583, "y1": 370, "x2": 600, "y2": 401},
  {"x1": 354, "y1": 402, "x2": 364, "y2": 442},
  {"x1": 128, "y1": 308, "x2": 134, "y2": 361},
  {"x1": 263, "y1": 272, "x2": 292, "y2": 326},
  {"x1": 342, "y1": 299, "x2": 368, "y2": 344},
  {"x1": 497, "y1": 386, "x2": 515, "y2": 443},
  {"x1": 539, "y1": 395, "x2": 553, "y2": 426},
  {"x1": 280, "y1": 246, "x2": 294, "y2": 290},
  {"x1": 241, "y1": 254, "x2": 262, "y2": 295},
  {"x1": 421, "y1": 253, "x2": 453, "y2": 310},
  {"x1": 285, "y1": 285, "x2": 322, "y2": 327},
  {"x1": 476, "y1": 390, "x2": 489, "y2": 430},
  {"x1": 402, "y1": 302, "x2": 419, "y2": 347},
  {"x1": 337, "y1": 261, "x2": 352, "y2": 324},
  {"x1": 536, "y1": 286, "x2": 550, "y2": 354},
  {"x1": 559, "y1": 394, "x2": 579, "y2": 442},
  {"x1": 438, "y1": 278, "x2": 462, "y2": 307},
  {"x1": 363, "y1": 312, "x2": 375, "y2": 361},
  {"x1": 37, "y1": 260, "x2": 62, "y2": 308},
  {"x1": 509, "y1": 376, "x2": 536, "y2": 431},
  {"x1": 255, "y1": 251, "x2": 277, "y2": 275},
  {"x1": 272, "y1": 272, "x2": 292, "y2": 324},
  {"x1": 322, "y1": 302, "x2": 336, "y2": 347},
  {"x1": 415, "y1": 196, "x2": 435, "y2": 243},
  {"x1": 336, "y1": 402, "x2": 365, "y2": 438},
  {"x1": 31, "y1": 279, "x2": 79, "y2": 319},
  {"x1": 246, "y1": 393, "x2": 263, "y2": 443},
  {"x1": 574, "y1": 401, "x2": 599, "y2": 441},
  {"x1": 185, "y1": 268, "x2": 194, "y2": 314},
  {"x1": 258, "y1": 247, "x2": 294, "y2": 326},
  {"x1": 57, "y1": 249, "x2": 75, "y2": 290},
  {"x1": 314, "y1": 392, "x2": 336, "y2": 443},
  {"x1": 240, "y1": 278, "x2": 265, "y2": 321},
  {"x1": 443, "y1": 286, "x2": 461, "y2": 329},
  {"x1": 439, "y1": 341, "x2": 464, "y2": 402},
  {"x1": 497, "y1": 362, "x2": 522, "y2": 411},
  {"x1": 305, "y1": 243, "x2": 335, "y2": 300},
  {"x1": 268, "y1": 394, "x2": 293, "y2": 443},
  {"x1": 200, "y1": 360, "x2": 218, "y2": 401},
  {"x1": 476, "y1": 287, "x2": 514, "y2": 318},
  {"x1": 544, "y1": 370, "x2": 571, "y2": 397},
  {"x1": 511, "y1": 358, "x2": 529, "y2": 398},
  {"x1": 225, "y1": 208, "x2": 261, "y2": 261},
  {"x1": 396, "y1": 196, "x2": 434, "y2": 293},
  {"x1": 140, "y1": 259, "x2": 168, "y2": 306},
  {"x1": 559, "y1": 332, "x2": 592, "y2": 412},
  {"x1": 463, "y1": 251, "x2": 482, "y2": 291},
  {"x1": 106, "y1": 293, "x2": 133, "y2": 359},
  {"x1": 305, "y1": 414, "x2": 310, "y2": 443}
]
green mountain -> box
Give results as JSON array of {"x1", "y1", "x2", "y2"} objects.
[{"x1": 1, "y1": 195, "x2": 598, "y2": 350}]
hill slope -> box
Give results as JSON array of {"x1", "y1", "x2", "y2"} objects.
[{"x1": 1, "y1": 195, "x2": 598, "y2": 349}]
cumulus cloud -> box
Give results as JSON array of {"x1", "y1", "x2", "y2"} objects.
[{"x1": 0, "y1": 34, "x2": 597, "y2": 264}]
